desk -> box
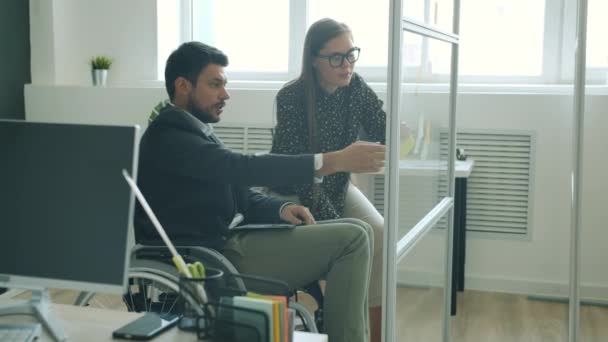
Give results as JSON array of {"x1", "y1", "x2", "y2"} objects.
[
  {"x1": 0, "y1": 302, "x2": 327, "y2": 342},
  {"x1": 391, "y1": 159, "x2": 474, "y2": 316},
  {"x1": 451, "y1": 160, "x2": 474, "y2": 316},
  {"x1": 396, "y1": 159, "x2": 474, "y2": 178}
]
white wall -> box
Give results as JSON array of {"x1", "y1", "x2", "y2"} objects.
[
  {"x1": 25, "y1": 0, "x2": 608, "y2": 298},
  {"x1": 29, "y1": 0, "x2": 56, "y2": 84},
  {"x1": 30, "y1": 0, "x2": 157, "y2": 86}
]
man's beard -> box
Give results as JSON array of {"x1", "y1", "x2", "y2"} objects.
[{"x1": 187, "y1": 94, "x2": 219, "y2": 123}]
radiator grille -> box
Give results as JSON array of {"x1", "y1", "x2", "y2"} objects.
[
  {"x1": 213, "y1": 125, "x2": 273, "y2": 154},
  {"x1": 373, "y1": 130, "x2": 534, "y2": 235},
  {"x1": 445, "y1": 131, "x2": 533, "y2": 234}
]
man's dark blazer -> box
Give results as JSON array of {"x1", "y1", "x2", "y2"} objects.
[{"x1": 134, "y1": 106, "x2": 315, "y2": 249}]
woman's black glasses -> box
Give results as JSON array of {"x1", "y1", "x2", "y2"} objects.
[{"x1": 317, "y1": 47, "x2": 361, "y2": 68}]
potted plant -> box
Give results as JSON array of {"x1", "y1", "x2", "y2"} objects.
[{"x1": 90, "y1": 56, "x2": 113, "y2": 86}]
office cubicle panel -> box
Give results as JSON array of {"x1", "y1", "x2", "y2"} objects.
[
  {"x1": 396, "y1": 212, "x2": 448, "y2": 342},
  {"x1": 578, "y1": 26, "x2": 608, "y2": 340},
  {"x1": 396, "y1": 31, "x2": 451, "y2": 238},
  {"x1": 386, "y1": 1, "x2": 459, "y2": 340},
  {"x1": 402, "y1": 0, "x2": 454, "y2": 35},
  {"x1": 579, "y1": 175, "x2": 608, "y2": 339},
  {"x1": 390, "y1": 30, "x2": 452, "y2": 342},
  {"x1": 576, "y1": 2, "x2": 608, "y2": 338},
  {"x1": 398, "y1": 33, "x2": 450, "y2": 238}
]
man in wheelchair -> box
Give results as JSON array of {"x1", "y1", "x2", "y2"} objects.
[{"x1": 135, "y1": 41, "x2": 385, "y2": 342}]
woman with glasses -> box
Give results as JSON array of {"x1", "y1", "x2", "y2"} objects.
[{"x1": 270, "y1": 18, "x2": 385, "y2": 342}]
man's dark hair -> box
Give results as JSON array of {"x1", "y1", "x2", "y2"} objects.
[{"x1": 164, "y1": 42, "x2": 229, "y2": 100}]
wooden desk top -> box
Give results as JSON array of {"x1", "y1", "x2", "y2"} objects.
[{"x1": 0, "y1": 302, "x2": 327, "y2": 342}]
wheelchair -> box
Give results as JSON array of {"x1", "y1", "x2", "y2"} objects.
[{"x1": 75, "y1": 244, "x2": 324, "y2": 333}]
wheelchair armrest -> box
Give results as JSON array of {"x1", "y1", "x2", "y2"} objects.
[
  {"x1": 131, "y1": 245, "x2": 231, "y2": 267},
  {"x1": 130, "y1": 244, "x2": 247, "y2": 292}
]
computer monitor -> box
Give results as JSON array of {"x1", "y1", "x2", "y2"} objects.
[{"x1": 0, "y1": 119, "x2": 139, "y2": 341}]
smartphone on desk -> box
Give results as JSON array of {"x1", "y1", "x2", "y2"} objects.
[{"x1": 112, "y1": 312, "x2": 179, "y2": 340}]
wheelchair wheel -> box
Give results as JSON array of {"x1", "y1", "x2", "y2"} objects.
[
  {"x1": 75, "y1": 267, "x2": 200, "y2": 317},
  {"x1": 123, "y1": 270, "x2": 182, "y2": 314},
  {"x1": 72, "y1": 290, "x2": 125, "y2": 310},
  {"x1": 76, "y1": 246, "x2": 323, "y2": 333}
]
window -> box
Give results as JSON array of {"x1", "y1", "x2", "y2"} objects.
[
  {"x1": 400, "y1": 0, "x2": 545, "y2": 82},
  {"x1": 161, "y1": 0, "x2": 608, "y2": 85},
  {"x1": 459, "y1": 0, "x2": 545, "y2": 77},
  {"x1": 191, "y1": 0, "x2": 289, "y2": 74},
  {"x1": 157, "y1": 0, "x2": 187, "y2": 80},
  {"x1": 308, "y1": 0, "x2": 389, "y2": 69},
  {"x1": 402, "y1": 0, "x2": 454, "y2": 33},
  {"x1": 587, "y1": 0, "x2": 608, "y2": 69}
]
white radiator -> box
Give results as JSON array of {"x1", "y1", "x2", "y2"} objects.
[
  {"x1": 213, "y1": 124, "x2": 273, "y2": 154},
  {"x1": 372, "y1": 130, "x2": 535, "y2": 236}
]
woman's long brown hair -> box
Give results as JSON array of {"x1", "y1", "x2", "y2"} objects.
[
  {"x1": 299, "y1": 18, "x2": 352, "y2": 153},
  {"x1": 297, "y1": 18, "x2": 352, "y2": 214}
]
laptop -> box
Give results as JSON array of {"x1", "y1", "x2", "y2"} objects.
[{"x1": 123, "y1": 171, "x2": 295, "y2": 237}]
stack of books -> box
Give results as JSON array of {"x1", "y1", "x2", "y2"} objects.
[{"x1": 217, "y1": 293, "x2": 295, "y2": 342}]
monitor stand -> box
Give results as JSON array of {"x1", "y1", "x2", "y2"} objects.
[{"x1": 0, "y1": 288, "x2": 66, "y2": 341}]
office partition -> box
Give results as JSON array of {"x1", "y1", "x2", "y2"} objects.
[{"x1": 384, "y1": 1, "x2": 460, "y2": 341}]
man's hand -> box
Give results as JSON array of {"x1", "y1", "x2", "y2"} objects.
[
  {"x1": 280, "y1": 204, "x2": 316, "y2": 225},
  {"x1": 319, "y1": 141, "x2": 385, "y2": 175}
]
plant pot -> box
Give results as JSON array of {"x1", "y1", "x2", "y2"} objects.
[{"x1": 92, "y1": 69, "x2": 108, "y2": 86}]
